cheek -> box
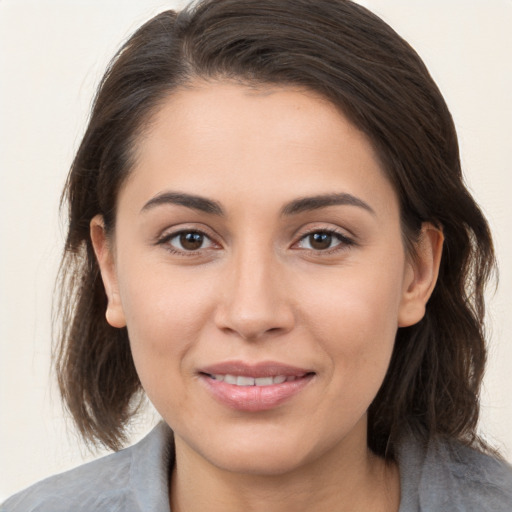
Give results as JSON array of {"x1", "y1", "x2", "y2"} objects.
[
  {"x1": 116, "y1": 263, "x2": 216, "y2": 390},
  {"x1": 298, "y1": 261, "x2": 404, "y2": 382},
  {"x1": 304, "y1": 261, "x2": 403, "y2": 330}
]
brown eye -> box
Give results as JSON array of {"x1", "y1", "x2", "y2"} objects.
[
  {"x1": 179, "y1": 232, "x2": 204, "y2": 250},
  {"x1": 164, "y1": 230, "x2": 215, "y2": 252},
  {"x1": 296, "y1": 230, "x2": 354, "y2": 252},
  {"x1": 308, "y1": 232, "x2": 333, "y2": 250}
]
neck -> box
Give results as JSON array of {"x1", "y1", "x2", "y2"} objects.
[{"x1": 169, "y1": 428, "x2": 400, "y2": 512}]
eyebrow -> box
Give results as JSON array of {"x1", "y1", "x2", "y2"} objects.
[
  {"x1": 141, "y1": 192, "x2": 224, "y2": 216},
  {"x1": 281, "y1": 193, "x2": 375, "y2": 216},
  {"x1": 140, "y1": 191, "x2": 374, "y2": 217}
]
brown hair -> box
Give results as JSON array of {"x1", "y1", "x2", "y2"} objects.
[{"x1": 55, "y1": 0, "x2": 496, "y2": 457}]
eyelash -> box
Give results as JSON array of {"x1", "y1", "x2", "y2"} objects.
[
  {"x1": 295, "y1": 228, "x2": 356, "y2": 253},
  {"x1": 157, "y1": 229, "x2": 218, "y2": 256},
  {"x1": 156, "y1": 227, "x2": 356, "y2": 256}
]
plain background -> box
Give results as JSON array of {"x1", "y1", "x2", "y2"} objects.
[{"x1": 1, "y1": 0, "x2": 511, "y2": 501}]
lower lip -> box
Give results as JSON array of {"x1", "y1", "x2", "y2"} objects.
[{"x1": 199, "y1": 374, "x2": 314, "y2": 412}]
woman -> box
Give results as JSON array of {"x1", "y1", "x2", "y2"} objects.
[{"x1": 3, "y1": 0, "x2": 511, "y2": 510}]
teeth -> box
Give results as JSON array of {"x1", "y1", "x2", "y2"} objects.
[
  {"x1": 254, "y1": 377, "x2": 273, "y2": 386},
  {"x1": 223, "y1": 374, "x2": 237, "y2": 384},
  {"x1": 210, "y1": 374, "x2": 299, "y2": 386},
  {"x1": 237, "y1": 376, "x2": 255, "y2": 386}
]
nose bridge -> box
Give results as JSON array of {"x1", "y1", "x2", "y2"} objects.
[{"x1": 216, "y1": 238, "x2": 293, "y2": 340}]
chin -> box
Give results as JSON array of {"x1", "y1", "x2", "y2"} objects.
[
  {"x1": 182, "y1": 425, "x2": 329, "y2": 477},
  {"x1": 210, "y1": 444, "x2": 311, "y2": 477}
]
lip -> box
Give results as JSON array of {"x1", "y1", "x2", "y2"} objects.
[
  {"x1": 198, "y1": 360, "x2": 315, "y2": 412},
  {"x1": 200, "y1": 360, "x2": 312, "y2": 378}
]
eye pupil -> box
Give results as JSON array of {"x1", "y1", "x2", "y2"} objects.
[
  {"x1": 309, "y1": 232, "x2": 332, "y2": 250},
  {"x1": 180, "y1": 232, "x2": 204, "y2": 250}
]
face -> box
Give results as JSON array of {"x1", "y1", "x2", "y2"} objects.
[{"x1": 93, "y1": 82, "x2": 440, "y2": 476}]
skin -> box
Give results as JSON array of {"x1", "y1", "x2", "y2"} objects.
[{"x1": 91, "y1": 82, "x2": 443, "y2": 512}]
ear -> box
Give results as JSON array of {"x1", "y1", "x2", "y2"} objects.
[
  {"x1": 398, "y1": 223, "x2": 444, "y2": 328},
  {"x1": 90, "y1": 215, "x2": 126, "y2": 328}
]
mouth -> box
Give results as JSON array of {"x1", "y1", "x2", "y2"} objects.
[
  {"x1": 204, "y1": 374, "x2": 305, "y2": 386},
  {"x1": 198, "y1": 361, "x2": 315, "y2": 411}
]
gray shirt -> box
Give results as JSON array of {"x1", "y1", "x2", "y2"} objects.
[{"x1": 2, "y1": 422, "x2": 512, "y2": 511}]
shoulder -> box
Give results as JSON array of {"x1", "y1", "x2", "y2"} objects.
[
  {"x1": 1, "y1": 447, "x2": 134, "y2": 512},
  {"x1": 1, "y1": 422, "x2": 173, "y2": 512},
  {"x1": 430, "y1": 437, "x2": 512, "y2": 510},
  {"x1": 399, "y1": 431, "x2": 512, "y2": 512}
]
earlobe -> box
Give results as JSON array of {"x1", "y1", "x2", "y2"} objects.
[
  {"x1": 398, "y1": 223, "x2": 444, "y2": 328},
  {"x1": 90, "y1": 215, "x2": 127, "y2": 328}
]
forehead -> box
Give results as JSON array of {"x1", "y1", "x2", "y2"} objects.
[{"x1": 120, "y1": 81, "x2": 398, "y2": 218}]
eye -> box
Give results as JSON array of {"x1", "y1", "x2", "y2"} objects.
[
  {"x1": 296, "y1": 230, "x2": 353, "y2": 251},
  {"x1": 163, "y1": 230, "x2": 216, "y2": 252}
]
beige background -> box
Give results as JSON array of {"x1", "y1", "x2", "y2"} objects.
[{"x1": 1, "y1": 0, "x2": 511, "y2": 500}]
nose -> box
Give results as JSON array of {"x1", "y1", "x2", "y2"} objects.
[{"x1": 214, "y1": 246, "x2": 295, "y2": 341}]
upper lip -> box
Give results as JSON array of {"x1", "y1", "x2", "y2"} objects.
[{"x1": 199, "y1": 360, "x2": 313, "y2": 378}]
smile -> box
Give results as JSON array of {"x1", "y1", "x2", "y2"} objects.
[
  {"x1": 198, "y1": 361, "x2": 315, "y2": 412},
  {"x1": 207, "y1": 374, "x2": 302, "y2": 386}
]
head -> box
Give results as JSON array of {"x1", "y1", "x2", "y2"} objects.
[{"x1": 55, "y1": 0, "x2": 495, "y2": 460}]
